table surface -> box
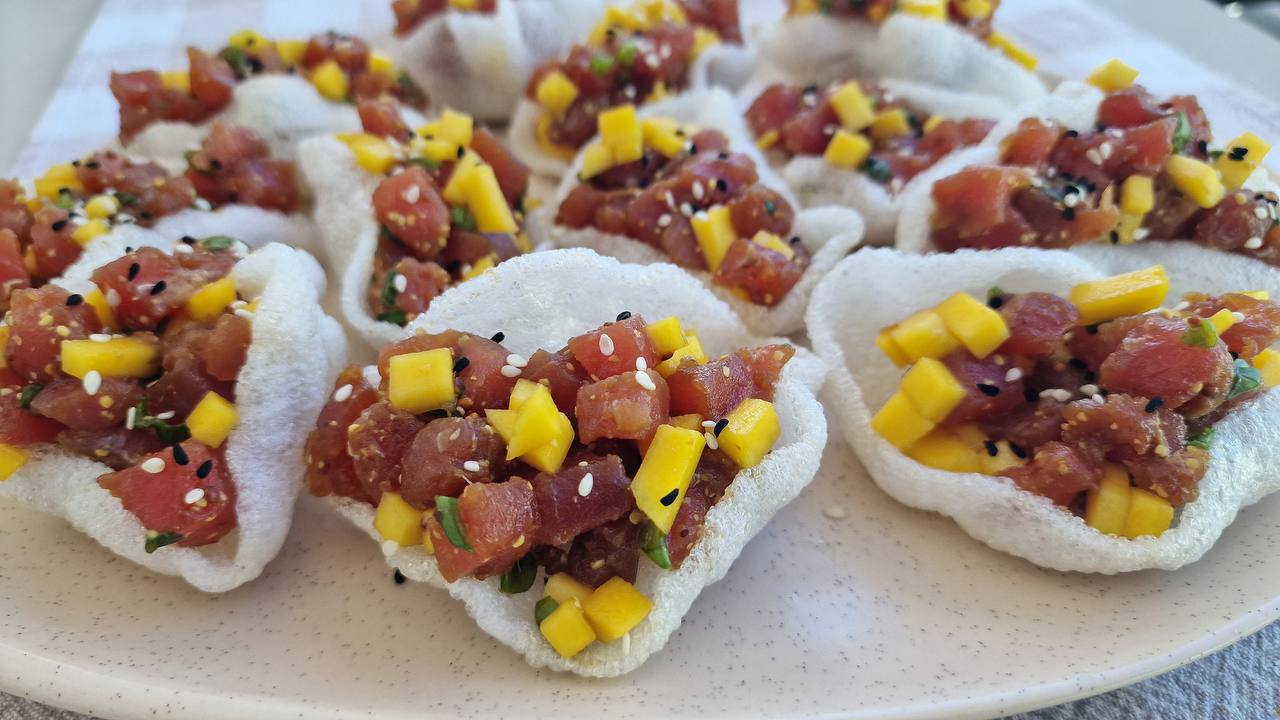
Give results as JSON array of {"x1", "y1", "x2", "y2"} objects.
[{"x1": 0, "y1": 1, "x2": 1278, "y2": 718}]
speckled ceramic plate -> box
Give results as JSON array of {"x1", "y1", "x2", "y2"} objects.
[{"x1": 1, "y1": 416, "x2": 1277, "y2": 720}]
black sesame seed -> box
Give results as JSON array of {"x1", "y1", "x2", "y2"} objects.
[
  {"x1": 802, "y1": 84, "x2": 818, "y2": 94},
  {"x1": 393, "y1": 569, "x2": 406, "y2": 584},
  {"x1": 1024, "y1": 386, "x2": 1039, "y2": 403},
  {"x1": 789, "y1": 236, "x2": 801, "y2": 245},
  {"x1": 983, "y1": 440, "x2": 999, "y2": 457},
  {"x1": 149, "y1": 280, "x2": 167, "y2": 296},
  {"x1": 456, "y1": 146, "x2": 465, "y2": 159},
  {"x1": 616, "y1": 311, "x2": 632, "y2": 321},
  {"x1": 1083, "y1": 370, "x2": 1096, "y2": 383},
  {"x1": 688, "y1": 143, "x2": 697, "y2": 154},
  {"x1": 1095, "y1": 123, "x2": 1108, "y2": 132},
  {"x1": 196, "y1": 460, "x2": 213, "y2": 479},
  {"x1": 172, "y1": 444, "x2": 189, "y2": 466},
  {"x1": 139, "y1": 211, "x2": 153, "y2": 221},
  {"x1": 86, "y1": 160, "x2": 100, "y2": 169},
  {"x1": 227, "y1": 192, "x2": 239, "y2": 203},
  {"x1": 713, "y1": 418, "x2": 729, "y2": 437},
  {"x1": 638, "y1": 178, "x2": 651, "y2": 189},
  {"x1": 1230, "y1": 351, "x2": 1240, "y2": 360},
  {"x1": 1068, "y1": 357, "x2": 1087, "y2": 370},
  {"x1": 66, "y1": 294, "x2": 84, "y2": 306},
  {"x1": 1065, "y1": 129, "x2": 1079, "y2": 138},
  {"x1": 977, "y1": 383, "x2": 1000, "y2": 397},
  {"x1": 1144, "y1": 396, "x2": 1164, "y2": 413},
  {"x1": 1230, "y1": 146, "x2": 1248, "y2": 160},
  {"x1": 1062, "y1": 206, "x2": 1076, "y2": 221},
  {"x1": 715, "y1": 178, "x2": 728, "y2": 193},
  {"x1": 490, "y1": 331, "x2": 505, "y2": 343},
  {"x1": 453, "y1": 356, "x2": 470, "y2": 373},
  {"x1": 659, "y1": 488, "x2": 679, "y2": 506},
  {"x1": 1009, "y1": 442, "x2": 1027, "y2": 459},
  {"x1": 51, "y1": 219, "x2": 68, "y2": 232},
  {"x1": 127, "y1": 262, "x2": 141, "y2": 280},
  {"x1": 1109, "y1": 230, "x2": 1120, "y2": 244},
  {"x1": 181, "y1": 235, "x2": 197, "y2": 245},
  {"x1": 987, "y1": 295, "x2": 1004, "y2": 309},
  {"x1": 210, "y1": 159, "x2": 223, "y2": 170},
  {"x1": 1197, "y1": 140, "x2": 1209, "y2": 155},
  {"x1": 1086, "y1": 324, "x2": 1100, "y2": 335},
  {"x1": 717, "y1": 151, "x2": 729, "y2": 160}
]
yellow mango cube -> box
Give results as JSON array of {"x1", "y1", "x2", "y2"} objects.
[
  {"x1": 1084, "y1": 464, "x2": 1131, "y2": 537},
  {"x1": 752, "y1": 230, "x2": 795, "y2": 260},
  {"x1": 1253, "y1": 348, "x2": 1280, "y2": 387},
  {"x1": 899, "y1": 357, "x2": 966, "y2": 422},
  {"x1": 442, "y1": 150, "x2": 483, "y2": 205},
  {"x1": 275, "y1": 39, "x2": 307, "y2": 66},
  {"x1": 1120, "y1": 175, "x2": 1155, "y2": 215},
  {"x1": 655, "y1": 333, "x2": 708, "y2": 376},
  {"x1": 828, "y1": 82, "x2": 874, "y2": 132},
  {"x1": 691, "y1": 205, "x2": 737, "y2": 271},
  {"x1": 632, "y1": 424, "x2": 705, "y2": 533},
  {"x1": 338, "y1": 133, "x2": 398, "y2": 175},
  {"x1": 185, "y1": 277, "x2": 237, "y2": 321},
  {"x1": 507, "y1": 378, "x2": 543, "y2": 411},
  {"x1": 645, "y1": 316, "x2": 687, "y2": 356},
  {"x1": 668, "y1": 413, "x2": 704, "y2": 432},
  {"x1": 462, "y1": 254, "x2": 496, "y2": 280},
  {"x1": 309, "y1": 59, "x2": 349, "y2": 101},
  {"x1": 227, "y1": 29, "x2": 269, "y2": 51},
  {"x1": 535, "y1": 70, "x2": 579, "y2": 115},
  {"x1": 871, "y1": 391, "x2": 935, "y2": 451},
  {"x1": 641, "y1": 117, "x2": 689, "y2": 158},
  {"x1": 160, "y1": 71, "x2": 191, "y2": 94},
  {"x1": 418, "y1": 138, "x2": 460, "y2": 164},
  {"x1": 463, "y1": 165, "x2": 519, "y2": 233},
  {"x1": 388, "y1": 347, "x2": 456, "y2": 413},
  {"x1": 870, "y1": 109, "x2": 912, "y2": 142},
  {"x1": 1069, "y1": 265, "x2": 1170, "y2": 325},
  {"x1": 1113, "y1": 212, "x2": 1144, "y2": 245},
  {"x1": 582, "y1": 577, "x2": 653, "y2": 642},
  {"x1": 1085, "y1": 58, "x2": 1139, "y2": 93},
  {"x1": 61, "y1": 337, "x2": 158, "y2": 379},
  {"x1": 888, "y1": 310, "x2": 960, "y2": 361},
  {"x1": 1207, "y1": 308, "x2": 1236, "y2": 335},
  {"x1": 506, "y1": 383, "x2": 560, "y2": 459},
  {"x1": 578, "y1": 141, "x2": 615, "y2": 180},
  {"x1": 598, "y1": 104, "x2": 641, "y2": 150},
  {"x1": 1241, "y1": 290, "x2": 1271, "y2": 300},
  {"x1": 921, "y1": 115, "x2": 945, "y2": 134},
  {"x1": 83, "y1": 289, "x2": 115, "y2": 329},
  {"x1": 691, "y1": 26, "x2": 720, "y2": 57},
  {"x1": 367, "y1": 51, "x2": 395, "y2": 77},
  {"x1": 486, "y1": 407, "x2": 574, "y2": 473},
  {"x1": 545, "y1": 572, "x2": 594, "y2": 605},
  {"x1": 451, "y1": 0, "x2": 479, "y2": 9},
  {"x1": 905, "y1": 430, "x2": 982, "y2": 473},
  {"x1": 875, "y1": 329, "x2": 909, "y2": 367},
  {"x1": 0, "y1": 444, "x2": 28, "y2": 481},
  {"x1": 987, "y1": 32, "x2": 1038, "y2": 71},
  {"x1": 374, "y1": 491, "x2": 425, "y2": 546},
  {"x1": 956, "y1": 0, "x2": 992, "y2": 19},
  {"x1": 934, "y1": 291, "x2": 1010, "y2": 358},
  {"x1": 756, "y1": 129, "x2": 781, "y2": 150},
  {"x1": 187, "y1": 391, "x2": 239, "y2": 448},
  {"x1": 717, "y1": 398, "x2": 780, "y2": 469},
  {"x1": 421, "y1": 108, "x2": 474, "y2": 149},
  {"x1": 1166, "y1": 154, "x2": 1224, "y2": 208},
  {"x1": 1122, "y1": 487, "x2": 1174, "y2": 539},
  {"x1": 977, "y1": 439, "x2": 1026, "y2": 475},
  {"x1": 71, "y1": 219, "x2": 110, "y2": 247},
  {"x1": 34, "y1": 163, "x2": 82, "y2": 199},
  {"x1": 1213, "y1": 132, "x2": 1272, "y2": 190},
  {"x1": 899, "y1": 0, "x2": 946, "y2": 20},
  {"x1": 540, "y1": 598, "x2": 597, "y2": 658},
  {"x1": 84, "y1": 194, "x2": 119, "y2": 219}
]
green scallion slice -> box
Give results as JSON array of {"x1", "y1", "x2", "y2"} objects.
[
  {"x1": 1226, "y1": 358, "x2": 1263, "y2": 400},
  {"x1": 1180, "y1": 319, "x2": 1219, "y2": 349},
  {"x1": 500, "y1": 555, "x2": 537, "y2": 594},
  {"x1": 435, "y1": 496, "x2": 473, "y2": 550},
  {"x1": 534, "y1": 596, "x2": 560, "y2": 625}
]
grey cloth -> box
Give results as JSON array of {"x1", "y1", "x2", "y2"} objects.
[{"x1": 2, "y1": 621, "x2": 1275, "y2": 719}]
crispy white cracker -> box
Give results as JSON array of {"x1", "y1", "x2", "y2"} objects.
[
  {"x1": 392, "y1": 0, "x2": 609, "y2": 122},
  {"x1": 0, "y1": 239, "x2": 347, "y2": 592},
  {"x1": 538, "y1": 87, "x2": 864, "y2": 335},
  {"x1": 807, "y1": 244, "x2": 1280, "y2": 573},
  {"x1": 324, "y1": 248, "x2": 827, "y2": 676},
  {"x1": 757, "y1": 13, "x2": 1045, "y2": 107}
]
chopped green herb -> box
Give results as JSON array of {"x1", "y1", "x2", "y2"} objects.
[
  {"x1": 534, "y1": 596, "x2": 560, "y2": 624},
  {"x1": 1187, "y1": 426, "x2": 1215, "y2": 451},
  {"x1": 183, "y1": 149, "x2": 207, "y2": 175},
  {"x1": 987, "y1": 286, "x2": 1005, "y2": 302},
  {"x1": 406, "y1": 156, "x2": 441, "y2": 171},
  {"x1": 860, "y1": 157, "x2": 894, "y2": 184},
  {"x1": 589, "y1": 54, "x2": 615, "y2": 76},
  {"x1": 18, "y1": 384, "x2": 42, "y2": 409},
  {"x1": 764, "y1": 200, "x2": 777, "y2": 216},
  {"x1": 131, "y1": 400, "x2": 192, "y2": 444},
  {"x1": 218, "y1": 46, "x2": 250, "y2": 79},
  {"x1": 144, "y1": 531, "x2": 184, "y2": 554},
  {"x1": 201, "y1": 235, "x2": 236, "y2": 252},
  {"x1": 113, "y1": 191, "x2": 137, "y2": 206},
  {"x1": 616, "y1": 43, "x2": 639, "y2": 66},
  {"x1": 641, "y1": 523, "x2": 672, "y2": 570},
  {"x1": 1208, "y1": 149, "x2": 1225, "y2": 160},
  {"x1": 396, "y1": 70, "x2": 428, "y2": 108},
  {"x1": 381, "y1": 270, "x2": 402, "y2": 307},
  {"x1": 52, "y1": 191, "x2": 75, "y2": 210},
  {"x1": 1171, "y1": 111, "x2": 1191, "y2": 154},
  {"x1": 435, "y1": 496, "x2": 472, "y2": 550},
  {"x1": 1227, "y1": 358, "x2": 1263, "y2": 400},
  {"x1": 1180, "y1": 319, "x2": 1219, "y2": 349},
  {"x1": 377, "y1": 310, "x2": 408, "y2": 326},
  {"x1": 450, "y1": 205, "x2": 476, "y2": 231},
  {"x1": 499, "y1": 555, "x2": 537, "y2": 594}
]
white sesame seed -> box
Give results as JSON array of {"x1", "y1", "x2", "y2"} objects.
[
  {"x1": 155, "y1": 411, "x2": 176, "y2": 420},
  {"x1": 692, "y1": 181, "x2": 704, "y2": 201},
  {"x1": 505, "y1": 353, "x2": 528, "y2": 368},
  {"x1": 393, "y1": 273, "x2": 408, "y2": 293},
  {"x1": 680, "y1": 202, "x2": 693, "y2": 217},
  {"x1": 403, "y1": 184, "x2": 421, "y2": 204},
  {"x1": 623, "y1": 85, "x2": 636, "y2": 100},
  {"x1": 702, "y1": 420, "x2": 717, "y2": 429},
  {"x1": 1232, "y1": 311, "x2": 1246, "y2": 322},
  {"x1": 173, "y1": 243, "x2": 194, "y2": 254},
  {"x1": 1173, "y1": 300, "x2": 1190, "y2": 311},
  {"x1": 664, "y1": 191, "x2": 676, "y2": 210},
  {"x1": 822, "y1": 124, "x2": 837, "y2": 136},
  {"x1": 635, "y1": 357, "x2": 647, "y2": 372},
  {"x1": 381, "y1": 540, "x2": 399, "y2": 557},
  {"x1": 1092, "y1": 393, "x2": 1105, "y2": 403},
  {"x1": 1099, "y1": 142, "x2": 1113, "y2": 160},
  {"x1": 89, "y1": 333, "x2": 112, "y2": 343},
  {"x1": 802, "y1": 93, "x2": 818, "y2": 108},
  {"x1": 500, "y1": 364, "x2": 522, "y2": 378},
  {"x1": 622, "y1": 631, "x2": 631, "y2": 655},
  {"x1": 82, "y1": 370, "x2": 102, "y2": 396},
  {"x1": 463, "y1": 460, "x2": 481, "y2": 473},
  {"x1": 234, "y1": 308, "x2": 255, "y2": 320},
  {"x1": 1063, "y1": 193, "x2": 1079, "y2": 208},
  {"x1": 1133, "y1": 228, "x2": 1151, "y2": 241},
  {"x1": 184, "y1": 488, "x2": 205, "y2": 505},
  {"x1": 1085, "y1": 148, "x2": 1103, "y2": 165},
  {"x1": 657, "y1": 213, "x2": 672, "y2": 228},
  {"x1": 1245, "y1": 236, "x2": 1264, "y2": 250},
  {"x1": 333, "y1": 384, "x2": 353, "y2": 403},
  {"x1": 704, "y1": 431, "x2": 719, "y2": 450},
  {"x1": 1039, "y1": 388, "x2": 1073, "y2": 403},
  {"x1": 823, "y1": 504, "x2": 847, "y2": 519},
  {"x1": 115, "y1": 213, "x2": 136, "y2": 225},
  {"x1": 659, "y1": 43, "x2": 671, "y2": 59},
  {"x1": 141, "y1": 457, "x2": 166, "y2": 474},
  {"x1": 645, "y1": 54, "x2": 659, "y2": 69},
  {"x1": 578, "y1": 472, "x2": 594, "y2": 497},
  {"x1": 105, "y1": 289, "x2": 121, "y2": 307},
  {"x1": 1080, "y1": 383, "x2": 1100, "y2": 396},
  {"x1": 193, "y1": 198, "x2": 213, "y2": 212},
  {"x1": 635, "y1": 371, "x2": 656, "y2": 391},
  {"x1": 362, "y1": 365, "x2": 382, "y2": 388},
  {"x1": 598, "y1": 333, "x2": 615, "y2": 356},
  {"x1": 1004, "y1": 367, "x2": 1023, "y2": 383},
  {"x1": 1255, "y1": 206, "x2": 1269, "y2": 220},
  {"x1": 125, "y1": 406, "x2": 137, "y2": 430},
  {"x1": 231, "y1": 241, "x2": 248, "y2": 258}
]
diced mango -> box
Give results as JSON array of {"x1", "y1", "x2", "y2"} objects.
[
  {"x1": 887, "y1": 310, "x2": 960, "y2": 361},
  {"x1": 977, "y1": 439, "x2": 1026, "y2": 475},
  {"x1": 717, "y1": 398, "x2": 780, "y2": 469},
  {"x1": 508, "y1": 378, "x2": 543, "y2": 411},
  {"x1": 84, "y1": 194, "x2": 119, "y2": 219},
  {"x1": 185, "y1": 277, "x2": 237, "y2": 321},
  {"x1": 1069, "y1": 265, "x2": 1170, "y2": 325},
  {"x1": 34, "y1": 163, "x2": 82, "y2": 199},
  {"x1": 462, "y1": 254, "x2": 496, "y2": 280},
  {"x1": 669, "y1": 413, "x2": 704, "y2": 432},
  {"x1": 645, "y1": 316, "x2": 687, "y2": 356},
  {"x1": 934, "y1": 291, "x2": 1010, "y2": 358},
  {"x1": 1253, "y1": 348, "x2": 1280, "y2": 387},
  {"x1": 506, "y1": 383, "x2": 560, "y2": 459},
  {"x1": 756, "y1": 129, "x2": 780, "y2": 150},
  {"x1": 160, "y1": 70, "x2": 191, "y2": 94},
  {"x1": 691, "y1": 26, "x2": 720, "y2": 57},
  {"x1": 1085, "y1": 58, "x2": 1139, "y2": 93},
  {"x1": 827, "y1": 82, "x2": 874, "y2": 132},
  {"x1": 388, "y1": 347, "x2": 456, "y2": 413},
  {"x1": 871, "y1": 391, "x2": 935, "y2": 451},
  {"x1": 338, "y1": 132, "x2": 398, "y2": 175},
  {"x1": 870, "y1": 108, "x2": 912, "y2": 142},
  {"x1": 899, "y1": 0, "x2": 946, "y2": 20},
  {"x1": 426, "y1": 108, "x2": 474, "y2": 149},
  {"x1": 419, "y1": 137, "x2": 460, "y2": 164},
  {"x1": 61, "y1": 337, "x2": 158, "y2": 379},
  {"x1": 1165, "y1": 154, "x2": 1224, "y2": 208},
  {"x1": 922, "y1": 115, "x2": 945, "y2": 134},
  {"x1": 442, "y1": 150, "x2": 484, "y2": 205},
  {"x1": 486, "y1": 407, "x2": 574, "y2": 473},
  {"x1": 655, "y1": 333, "x2": 708, "y2": 376},
  {"x1": 367, "y1": 51, "x2": 395, "y2": 77},
  {"x1": 641, "y1": 117, "x2": 689, "y2": 158},
  {"x1": 0, "y1": 444, "x2": 27, "y2": 481},
  {"x1": 1208, "y1": 308, "x2": 1237, "y2": 335},
  {"x1": 71, "y1": 219, "x2": 110, "y2": 247},
  {"x1": 582, "y1": 577, "x2": 653, "y2": 642},
  {"x1": 462, "y1": 165, "x2": 519, "y2": 233},
  {"x1": 823, "y1": 130, "x2": 872, "y2": 171},
  {"x1": 751, "y1": 230, "x2": 795, "y2": 260},
  {"x1": 790, "y1": 0, "x2": 819, "y2": 14},
  {"x1": 949, "y1": 422, "x2": 986, "y2": 449},
  {"x1": 1120, "y1": 174, "x2": 1155, "y2": 215},
  {"x1": 899, "y1": 357, "x2": 966, "y2": 422},
  {"x1": 598, "y1": 104, "x2": 641, "y2": 150},
  {"x1": 987, "y1": 32, "x2": 1038, "y2": 71},
  {"x1": 1084, "y1": 464, "x2": 1131, "y2": 537},
  {"x1": 875, "y1": 329, "x2": 909, "y2": 367},
  {"x1": 535, "y1": 70, "x2": 580, "y2": 115},
  {"x1": 578, "y1": 141, "x2": 615, "y2": 180},
  {"x1": 374, "y1": 491, "x2": 425, "y2": 546},
  {"x1": 1242, "y1": 290, "x2": 1271, "y2": 300},
  {"x1": 632, "y1": 424, "x2": 705, "y2": 533},
  {"x1": 539, "y1": 598, "x2": 596, "y2": 658},
  {"x1": 545, "y1": 572, "x2": 593, "y2": 605},
  {"x1": 186, "y1": 391, "x2": 239, "y2": 448},
  {"x1": 451, "y1": 0, "x2": 479, "y2": 9},
  {"x1": 1213, "y1": 132, "x2": 1272, "y2": 190},
  {"x1": 227, "y1": 29, "x2": 269, "y2": 51},
  {"x1": 691, "y1": 205, "x2": 737, "y2": 271},
  {"x1": 309, "y1": 59, "x2": 349, "y2": 101},
  {"x1": 956, "y1": 0, "x2": 992, "y2": 19},
  {"x1": 1122, "y1": 487, "x2": 1174, "y2": 539},
  {"x1": 1114, "y1": 212, "x2": 1144, "y2": 245},
  {"x1": 905, "y1": 429, "x2": 982, "y2": 473},
  {"x1": 275, "y1": 39, "x2": 307, "y2": 66},
  {"x1": 83, "y1": 289, "x2": 115, "y2": 329}
]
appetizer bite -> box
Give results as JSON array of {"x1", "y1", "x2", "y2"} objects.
[
  {"x1": 111, "y1": 29, "x2": 425, "y2": 169},
  {"x1": 509, "y1": 0, "x2": 750, "y2": 175},
  {"x1": 542, "y1": 88, "x2": 864, "y2": 335},
  {"x1": 300, "y1": 106, "x2": 533, "y2": 347},
  {"x1": 809, "y1": 244, "x2": 1280, "y2": 572},
  {"x1": 1, "y1": 122, "x2": 306, "y2": 311},
  {"x1": 306, "y1": 249, "x2": 826, "y2": 674},
  {"x1": 758, "y1": 0, "x2": 1044, "y2": 109},
  {"x1": 0, "y1": 236, "x2": 345, "y2": 591},
  {"x1": 902, "y1": 63, "x2": 1278, "y2": 263}
]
